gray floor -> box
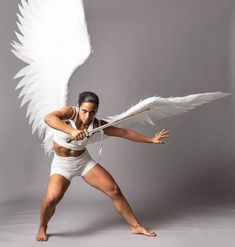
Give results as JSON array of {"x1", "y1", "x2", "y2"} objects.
[{"x1": 0, "y1": 197, "x2": 235, "y2": 247}]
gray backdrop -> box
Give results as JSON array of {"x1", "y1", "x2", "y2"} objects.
[{"x1": 1, "y1": 0, "x2": 235, "y2": 212}]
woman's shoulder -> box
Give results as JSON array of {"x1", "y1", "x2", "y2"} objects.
[
  {"x1": 93, "y1": 118, "x2": 108, "y2": 128},
  {"x1": 46, "y1": 105, "x2": 76, "y2": 121},
  {"x1": 66, "y1": 105, "x2": 78, "y2": 121},
  {"x1": 93, "y1": 118, "x2": 99, "y2": 128}
]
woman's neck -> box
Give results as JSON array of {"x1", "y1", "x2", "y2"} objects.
[{"x1": 76, "y1": 117, "x2": 92, "y2": 129}]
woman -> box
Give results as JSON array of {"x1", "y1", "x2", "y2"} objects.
[{"x1": 36, "y1": 91, "x2": 170, "y2": 241}]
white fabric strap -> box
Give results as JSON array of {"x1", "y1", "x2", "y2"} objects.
[
  {"x1": 69, "y1": 118, "x2": 77, "y2": 129},
  {"x1": 70, "y1": 106, "x2": 77, "y2": 120},
  {"x1": 96, "y1": 128, "x2": 104, "y2": 164},
  {"x1": 95, "y1": 119, "x2": 104, "y2": 163}
]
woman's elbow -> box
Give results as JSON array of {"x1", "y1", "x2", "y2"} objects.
[
  {"x1": 44, "y1": 114, "x2": 51, "y2": 124},
  {"x1": 114, "y1": 128, "x2": 128, "y2": 138}
]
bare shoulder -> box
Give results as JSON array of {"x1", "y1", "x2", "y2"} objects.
[
  {"x1": 94, "y1": 119, "x2": 125, "y2": 137},
  {"x1": 93, "y1": 118, "x2": 108, "y2": 128},
  {"x1": 45, "y1": 105, "x2": 75, "y2": 120}
]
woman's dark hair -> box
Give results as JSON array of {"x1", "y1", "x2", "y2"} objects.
[{"x1": 78, "y1": 91, "x2": 99, "y2": 109}]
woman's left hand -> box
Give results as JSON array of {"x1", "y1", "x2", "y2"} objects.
[{"x1": 152, "y1": 129, "x2": 170, "y2": 144}]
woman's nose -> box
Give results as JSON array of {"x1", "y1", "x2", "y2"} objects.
[{"x1": 85, "y1": 113, "x2": 91, "y2": 119}]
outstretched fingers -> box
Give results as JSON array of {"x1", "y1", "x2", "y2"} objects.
[{"x1": 158, "y1": 129, "x2": 170, "y2": 137}]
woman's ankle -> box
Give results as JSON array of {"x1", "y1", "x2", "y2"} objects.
[{"x1": 39, "y1": 224, "x2": 48, "y2": 229}]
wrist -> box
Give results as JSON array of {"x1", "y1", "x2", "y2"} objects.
[
  {"x1": 151, "y1": 137, "x2": 161, "y2": 144},
  {"x1": 68, "y1": 126, "x2": 76, "y2": 135},
  {"x1": 149, "y1": 137, "x2": 154, "y2": 143}
]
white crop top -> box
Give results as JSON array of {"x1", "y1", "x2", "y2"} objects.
[{"x1": 53, "y1": 106, "x2": 104, "y2": 161}]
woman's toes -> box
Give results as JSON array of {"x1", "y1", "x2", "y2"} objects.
[{"x1": 131, "y1": 225, "x2": 157, "y2": 237}]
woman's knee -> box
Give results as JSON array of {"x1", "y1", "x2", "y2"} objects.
[
  {"x1": 43, "y1": 174, "x2": 70, "y2": 209},
  {"x1": 106, "y1": 184, "x2": 122, "y2": 199},
  {"x1": 44, "y1": 193, "x2": 61, "y2": 209}
]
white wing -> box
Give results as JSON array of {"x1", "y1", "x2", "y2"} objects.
[
  {"x1": 11, "y1": 0, "x2": 92, "y2": 156},
  {"x1": 101, "y1": 92, "x2": 230, "y2": 129}
]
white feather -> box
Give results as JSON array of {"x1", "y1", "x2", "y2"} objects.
[
  {"x1": 11, "y1": 0, "x2": 92, "y2": 156},
  {"x1": 102, "y1": 92, "x2": 230, "y2": 129}
]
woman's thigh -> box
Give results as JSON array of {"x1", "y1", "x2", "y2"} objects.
[
  {"x1": 82, "y1": 164, "x2": 120, "y2": 196},
  {"x1": 45, "y1": 174, "x2": 71, "y2": 202}
]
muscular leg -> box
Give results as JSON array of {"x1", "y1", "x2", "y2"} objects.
[
  {"x1": 36, "y1": 174, "x2": 71, "y2": 241},
  {"x1": 82, "y1": 164, "x2": 156, "y2": 237}
]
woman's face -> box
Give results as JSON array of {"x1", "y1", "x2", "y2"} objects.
[{"x1": 78, "y1": 102, "x2": 97, "y2": 124}]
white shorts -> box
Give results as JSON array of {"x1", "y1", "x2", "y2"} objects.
[{"x1": 50, "y1": 149, "x2": 97, "y2": 182}]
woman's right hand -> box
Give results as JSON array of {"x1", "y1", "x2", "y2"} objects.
[{"x1": 70, "y1": 129, "x2": 88, "y2": 141}]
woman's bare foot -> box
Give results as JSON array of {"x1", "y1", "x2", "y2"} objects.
[
  {"x1": 131, "y1": 225, "x2": 157, "y2": 237},
  {"x1": 36, "y1": 225, "x2": 48, "y2": 241}
]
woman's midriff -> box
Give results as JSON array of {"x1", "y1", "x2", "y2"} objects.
[{"x1": 53, "y1": 141, "x2": 85, "y2": 157}]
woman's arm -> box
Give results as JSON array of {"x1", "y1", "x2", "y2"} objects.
[
  {"x1": 44, "y1": 106, "x2": 87, "y2": 140},
  {"x1": 44, "y1": 106, "x2": 75, "y2": 134},
  {"x1": 101, "y1": 120, "x2": 170, "y2": 144}
]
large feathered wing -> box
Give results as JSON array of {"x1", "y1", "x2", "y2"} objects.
[
  {"x1": 84, "y1": 92, "x2": 230, "y2": 162},
  {"x1": 99, "y1": 92, "x2": 230, "y2": 133},
  {"x1": 11, "y1": 0, "x2": 92, "y2": 156}
]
